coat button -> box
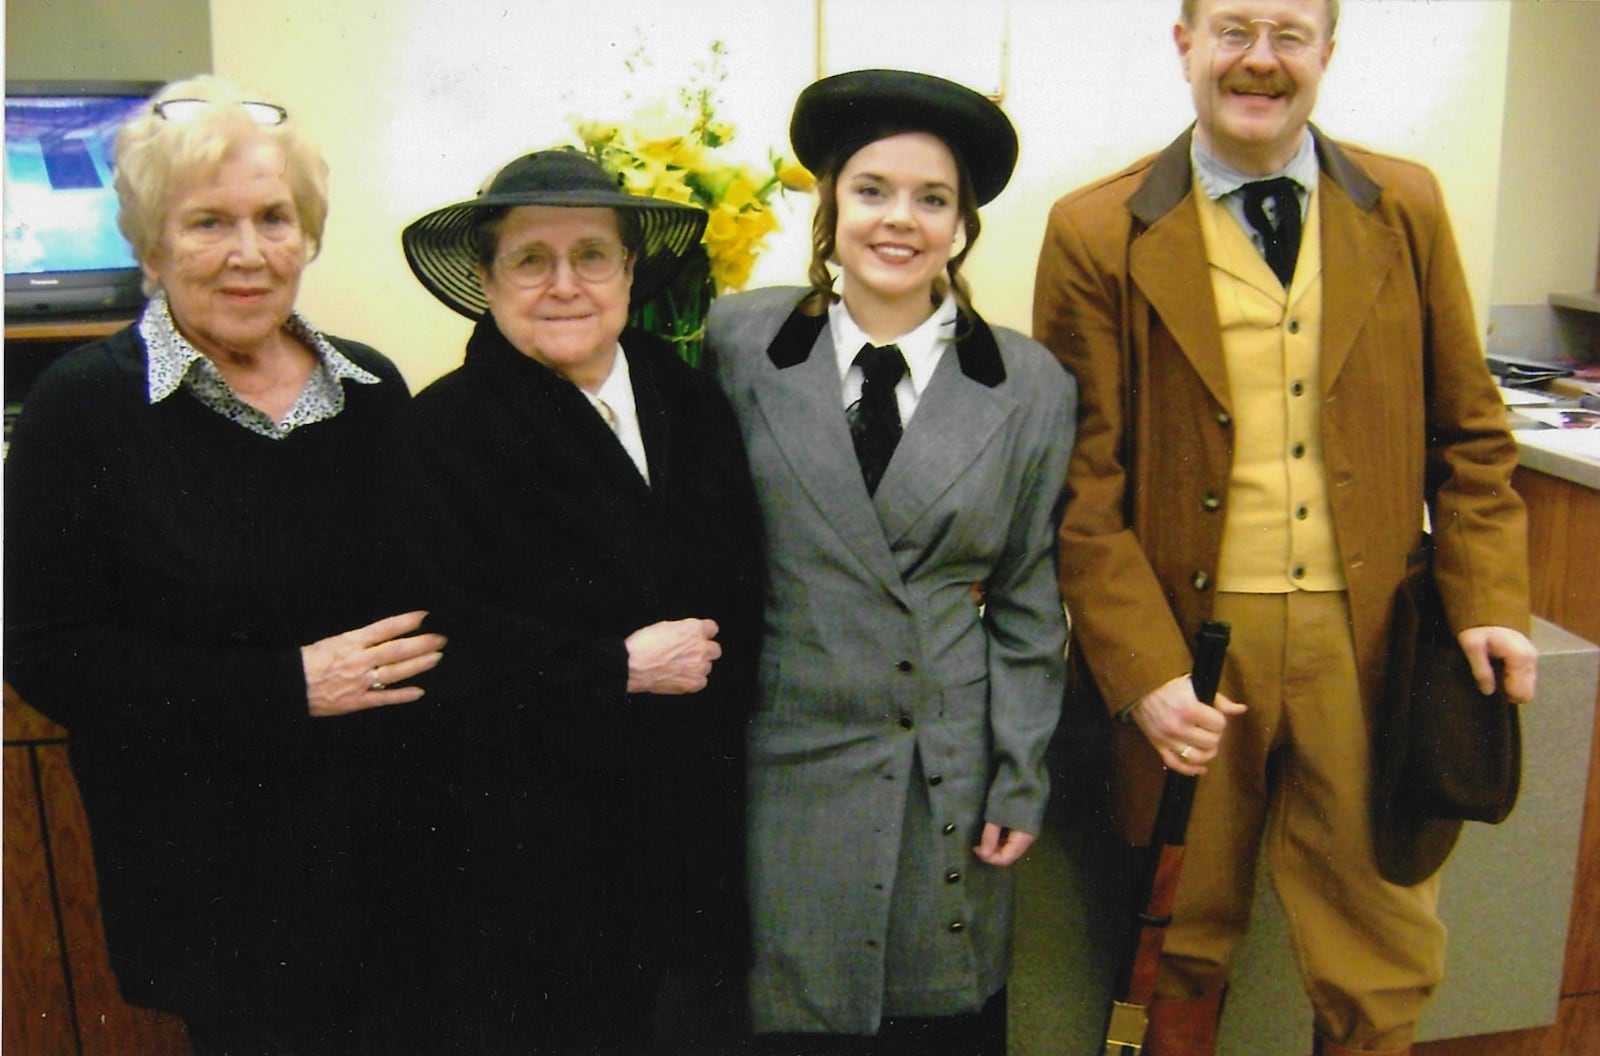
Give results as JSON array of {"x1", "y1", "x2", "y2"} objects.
[
  {"x1": 949, "y1": 920, "x2": 965, "y2": 933},
  {"x1": 1201, "y1": 492, "x2": 1222, "y2": 512},
  {"x1": 896, "y1": 660, "x2": 914, "y2": 673},
  {"x1": 1215, "y1": 410, "x2": 1232, "y2": 427},
  {"x1": 899, "y1": 714, "x2": 914, "y2": 729},
  {"x1": 1288, "y1": 319, "x2": 1301, "y2": 334},
  {"x1": 943, "y1": 823, "x2": 957, "y2": 836},
  {"x1": 1291, "y1": 380, "x2": 1305, "y2": 396},
  {"x1": 945, "y1": 869, "x2": 962, "y2": 884},
  {"x1": 1295, "y1": 504, "x2": 1309, "y2": 520},
  {"x1": 928, "y1": 774, "x2": 943, "y2": 787},
  {"x1": 1291, "y1": 442, "x2": 1306, "y2": 459},
  {"x1": 1191, "y1": 570, "x2": 1211, "y2": 592},
  {"x1": 1292, "y1": 564, "x2": 1307, "y2": 580}
]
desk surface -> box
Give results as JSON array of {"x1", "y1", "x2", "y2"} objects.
[
  {"x1": 4, "y1": 316, "x2": 133, "y2": 342},
  {"x1": 1519, "y1": 429, "x2": 1600, "y2": 491}
]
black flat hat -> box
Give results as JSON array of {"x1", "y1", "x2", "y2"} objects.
[
  {"x1": 789, "y1": 69, "x2": 1018, "y2": 206},
  {"x1": 401, "y1": 150, "x2": 708, "y2": 320}
]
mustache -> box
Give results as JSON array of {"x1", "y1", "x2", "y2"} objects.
[{"x1": 1223, "y1": 73, "x2": 1292, "y2": 96}]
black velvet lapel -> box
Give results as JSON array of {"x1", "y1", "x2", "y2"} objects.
[
  {"x1": 766, "y1": 302, "x2": 828, "y2": 369},
  {"x1": 765, "y1": 299, "x2": 1006, "y2": 388},
  {"x1": 954, "y1": 311, "x2": 1005, "y2": 388}
]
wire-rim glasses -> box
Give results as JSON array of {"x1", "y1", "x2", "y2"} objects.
[
  {"x1": 493, "y1": 240, "x2": 631, "y2": 288},
  {"x1": 1212, "y1": 18, "x2": 1318, "y2": 57},
  {"x1": 154, "y1": 98, "x2": 289, "y2": 126}
]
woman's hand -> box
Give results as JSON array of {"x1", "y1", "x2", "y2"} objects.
[
  {"x1": 625, "y1": 618, "x2": 722, "y2": 695},
  {"x1": 301, "y1": 610, "x2": 446, "y2": 717},
  {"x1": 974, "y1": 823, "x2": 1035, "y2": 867}
]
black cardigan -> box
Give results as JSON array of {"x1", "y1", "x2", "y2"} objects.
[{"x1": 3, "y1": 323, "x2": 410, "y2": 1023}]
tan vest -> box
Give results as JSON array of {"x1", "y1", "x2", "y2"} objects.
[{"x1": 1195, "y1": 182, "x2": 1346, "y2": 593}]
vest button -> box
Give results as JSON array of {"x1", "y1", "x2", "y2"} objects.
[
  {"x1": 1201, "y1": 492, "x2": 1222, "y2": 512},
  {"x1": 1288, "y1": 319, "x2": 1301, "y2": 334},
  {"x1": 1291, "y1": 380, "x2": 1305, "y2": 396},
  {"x1": 1292, "y1": 442, "x2": 1307, "y2": 459},
  {"x1": 1191, "y1": 570, "x2": 1211, "y2": 592}
]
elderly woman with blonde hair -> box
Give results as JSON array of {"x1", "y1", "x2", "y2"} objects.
[{"x1": 3, "y1": 74, "x2": 443, "y2": 1054}]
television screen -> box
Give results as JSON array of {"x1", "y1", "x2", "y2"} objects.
[{"x1": 5, "y1": 81, "x2": 161, "y2": 319}]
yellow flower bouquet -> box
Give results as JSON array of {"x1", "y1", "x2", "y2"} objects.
[{"x1": 568, "y1": 42, "x2": 814, "y2": 365}]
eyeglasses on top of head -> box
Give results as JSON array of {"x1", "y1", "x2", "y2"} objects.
[
  {"x1": 493, "y1": 240, "x2": 631, "y2": 288},
  {"x1": 1212, "y1": 18, "x2": 1318, "y2": 57},
  {"x1": 153, "y1": 98, "x2": 289, "y2": 126}
]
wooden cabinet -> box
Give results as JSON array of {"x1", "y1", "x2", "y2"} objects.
[
  {"x1": 3, "y1": 686, "x2": 193, "y2": 1056},
  {"x1": 1515, "y1": 466, "x2": 1600, "y2": 996},
  {"x1": 5, "y1": 317, "x2": 135, "y2": 446},
  {"x1": 2, "y1": 318, "x2": 131, "y2": 344},
  {"x1": 1414, "y1": 467, "x2": 1600, "y2": 1055}
]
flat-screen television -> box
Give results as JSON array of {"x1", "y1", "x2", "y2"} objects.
[{"x1": 5, "y1": 80, "x2": 161, "y2": 320}]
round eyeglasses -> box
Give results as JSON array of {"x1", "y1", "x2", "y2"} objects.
[
  {"x1": 154, "y1": 98, "x2": 288, "y2": 126},
  {"x1": 1212, "y1": 18, "x2": 1317, "y2": 58},
  {"x1": 493, "y1": 241, "x2": 631, "y2": 288}
]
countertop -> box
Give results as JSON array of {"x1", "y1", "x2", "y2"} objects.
[{"x1": 1504, "y1": 384, "x2": 1600, "y2": 491}]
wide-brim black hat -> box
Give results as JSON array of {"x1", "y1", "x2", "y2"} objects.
[
  {"x1": 789, "y1": 69, "x2": 1018, "y2": 206},
  {"x1": 401, "y1": 150, "x2": 708, "y2": 320}
]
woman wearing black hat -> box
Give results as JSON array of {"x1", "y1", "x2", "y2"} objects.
[
  {"x1": 705, "y1": 70, "x2": 1079, "y2": 1054},
  {"x1": 377, "y1": 150, "x2": 763, "y2": 1054}
]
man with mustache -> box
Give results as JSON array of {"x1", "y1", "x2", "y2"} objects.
[{"x1": 1033, "y1": 2, "x2": 1537, "y2": 1054}]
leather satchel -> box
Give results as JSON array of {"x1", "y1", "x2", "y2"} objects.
[{"x1": 1372, "y1": 539, "x2": 1522, "y2": 886}]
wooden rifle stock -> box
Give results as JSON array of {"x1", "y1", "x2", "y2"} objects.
[{"x1": 1101, "y1": 620, "x2": 1231, "y2": 1056}]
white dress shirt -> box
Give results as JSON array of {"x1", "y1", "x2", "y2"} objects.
[
  {"x1": 828, "y1": 295, "x2": 958, "y2": 426},
  {"x1": 584, "y1": 344, "x2": 650, "y2": 484}
]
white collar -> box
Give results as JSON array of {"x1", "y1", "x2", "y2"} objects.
[
  {"x1": 590, "y1": 342, "x2": 635, "y2": 417},
  {"x1": 584, "y1": 343, "x2": 650, "y2": 484},
  {"x1": 1191, "y1": 130, "x2": 1319, "y2": 201},
  {"x1": 828, "y1": 295, "x2": 957, "y2": 396}
]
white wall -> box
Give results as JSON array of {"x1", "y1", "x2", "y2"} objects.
[
  {"x1": 1492, "y1": 1, "x2": 1600, "y2": 303},
  {"x1": 210, "y1": 0, "x2": 1511, "y2": 390}
]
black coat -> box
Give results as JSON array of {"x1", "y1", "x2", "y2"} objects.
[
  {"x1": 2, "y1": 324, "x2": 410, "y2": 1048},
  {"x1": 374, "y1": 319, "x2": 763, "y2": 1054}
]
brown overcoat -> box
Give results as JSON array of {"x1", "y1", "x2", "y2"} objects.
[{"x1": 1033, "y1": 127, "x2": 1530, "y2": 837}]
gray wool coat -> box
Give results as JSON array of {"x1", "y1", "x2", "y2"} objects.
[{"x1": 706, "y1": 287, "x2": 1077, "y2": 1034}]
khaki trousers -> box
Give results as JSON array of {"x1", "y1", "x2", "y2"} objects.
[{"x1": 1156, "y1": 591, "x2": 1445, "y2": 1050}]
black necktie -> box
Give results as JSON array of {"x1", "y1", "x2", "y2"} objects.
[
  {"x1": 848, "y1": 343, "x2": 907, "y2": 496},
  {"x1": 1240, "y1": 177, "x2": 1303, "y2": 288}
]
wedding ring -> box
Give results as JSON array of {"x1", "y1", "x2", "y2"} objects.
[
  {"x1": 370, "y1": 681, "x2": 385, "y2": 691},
  {"x1": 1178, "y1": 745, "x2": 1193, "y2": 762}
]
